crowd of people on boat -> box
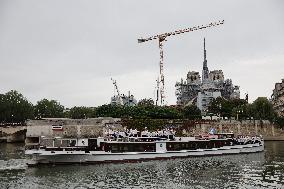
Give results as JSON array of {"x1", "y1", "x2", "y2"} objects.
[
  {"x1": 235, "y1": 135, "x2": 262, "y2": 145},
  {"x1": 104, "y1": 127, "x2": 176, "y2": 140},
  {"x1": 103, "y1": 126, "x2": 262, "y2": 145}
]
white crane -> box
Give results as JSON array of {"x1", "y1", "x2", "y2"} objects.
[
  {"x1": 111, "y1": 78, "x2": 120, "y2": 97},
  {"x1": 138, "y1": 20, "x2": 224, "y2": 105}
]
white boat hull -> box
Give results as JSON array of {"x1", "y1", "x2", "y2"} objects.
[{"x1": 26, "y1": 142, "x2": 264, "y2": 165}]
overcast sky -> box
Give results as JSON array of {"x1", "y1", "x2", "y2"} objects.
[{"x1": 0, "y1": 0, "x2": 283, "y2": 107}]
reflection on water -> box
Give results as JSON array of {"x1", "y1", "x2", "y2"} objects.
[{"x1": 1, "y1": 142, "x2": 284, "y2": 189}]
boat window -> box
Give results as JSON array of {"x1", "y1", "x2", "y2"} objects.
[
  {"x1": 122, "y1": 145, "x2": 128, "y2": 152},
  {"x1": 54, "y1": 140, "x2": 61, "y2": 147},
  {"x1": 111, "y1": 144, "x2": 118, "y2": 152},
  {"x1": 88, "y1": 139, "x2": 98, "y2": 150},
  {"x1": 40, "y1": 139, "x2": 53, "y2": 147},
  {"x1": 45, "y1": 147, "x2": 63, "y2": 151},
  {"x1": 174, "y1": 143, "x2": 180, "y2": 150},
  {"x1": 26, "y1": 137, "x2": 39, "y2": 144},
  {"x1": 70, "y1": 140, "x2": 76, "y2": 147},
  {"x1": 61, "y1": 140, "x2": 70, "y2": 147},
  {"x1": 109, "y1": 142, "x2": 155, "y2": 153}
]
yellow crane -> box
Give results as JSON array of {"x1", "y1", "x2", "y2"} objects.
[{"x1": 138, "y1": 20, "x2": 224, "y2": 105}]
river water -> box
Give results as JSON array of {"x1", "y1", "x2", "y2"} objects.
[{"x1": 0, "y1": 142, "x2": 284, "y2": 189}]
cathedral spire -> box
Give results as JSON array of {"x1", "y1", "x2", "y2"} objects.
[
  {"x1": 202, "y1": 38, "x2": 209, "y2": 82},
  {"x1": 204, "y1": 37, "x2": 206, "y2": 61}
]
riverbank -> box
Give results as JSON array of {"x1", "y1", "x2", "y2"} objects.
[
  {"x1": 2, "y1": 118, "x2": 284, "y2": 143},
  {"x1": 122, "y1": 118, "x2": 284, "y2": 141},
  {"x1": 184, "y1": 119, "x2": 284, "y2": 141}
]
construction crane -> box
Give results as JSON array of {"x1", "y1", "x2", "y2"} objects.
[
  {"x1": 138, "y1": 20, "x2": 224, "y2": 105},
  {"x1": 111, "y1": 78, "x2": 121, "y2": 97},
  {"x1": 111, "y1": 78, "x2": 124, "y2": 105}
]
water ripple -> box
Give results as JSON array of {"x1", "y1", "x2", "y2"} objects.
[{"x1": 1, "y1": 142, "x2": 284, "y2": 188}]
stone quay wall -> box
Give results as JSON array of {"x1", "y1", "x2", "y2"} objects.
[
  {"x1": 16, "y1": 118, "x2": 284, "y2": 143},
  {"x1": 0, "y1": 126, "x2": 27, "y2": 142},
  {"x1": 26, "y1": 117, "x2": 122, "y2": 139},
  {"x1": 182, "y1": 120, "x2": 284, "y2": 140}
]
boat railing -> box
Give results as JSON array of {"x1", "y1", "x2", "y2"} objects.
[{"x1": 104, "y1": 135, "x2": 175, "y2": 142}]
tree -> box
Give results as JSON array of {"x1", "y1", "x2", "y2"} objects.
[
  {"x1": 0, "y1": 90, "x2": 34, "y2": 123},
  {"x1": 145, "y1": 106, "x2": 181, "y2": 119},
  {"x1": 208, "y1": 97, "x2": 232, "y2": 118},
  {"x1": 251, "y1": 97, "x2": 276, "y2": 121},
  {"x1": 183, "y1": 105, "x2": 201, "y2": 120},
  {"x1": 95, "y1": 104, "x2": 183, "y2": 119},
  {"x1": 34, "y1": 99, "x2": 64, "y2": 118},
  {"x1": 275, "y1": 116, "x2": 284, "y2": 128},
  {"x1": 208, "y1": 97, "x2": 223, "y2": 115},
  {"x1": 137, "y1": 98, "x2": 155, "y2": 106},
  {"x1": 68, "y1": 106, "x2": 96, "y2": 119},
  {"x1": 208, "y1": 97, "x2": 248, "y2": 119},
  {"x1": 96, "y1": 104, "x2": 123, "y2": 118}
]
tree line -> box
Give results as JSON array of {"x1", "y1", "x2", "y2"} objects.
[
  {"x1": 207, "y1": 97, "x2": 276, "y2": 121},
  {"x1": 0, "y1": 90, "x2": 283, "y2": 128},
  {"x1": 0, "y1": 90, "x2": 201, "y2": 124},
  {"x1": 207, "y1": 96, "x2": 284, "y2": 127}
]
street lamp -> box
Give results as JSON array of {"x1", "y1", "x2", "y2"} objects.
[
  {"x1": 218, "y1": 103, "x2": 222, "y2": 118},
  {"x1": 237, "y1": 109, "x2": 243, "y2": 121}
]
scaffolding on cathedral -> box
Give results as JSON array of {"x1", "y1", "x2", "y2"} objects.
[{"x1": 175, "y1": 38, "x2": 240, "y2": 113}]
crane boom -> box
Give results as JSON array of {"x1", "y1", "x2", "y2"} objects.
[
  {"x1": 138, "y1": 20, "x2": 224, "y2": 105},
  {"x1": 138, "y1": 20, "x2": 224, "y2": 43}
]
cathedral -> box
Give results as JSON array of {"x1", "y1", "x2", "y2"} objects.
[{"x1": 175, "y1": 38, "x2": 240, "y2": 113}]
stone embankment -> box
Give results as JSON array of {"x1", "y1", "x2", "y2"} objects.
[
  {"x1": 26, "y1": 117, "x2": 122, "y2": 139},
  {"x1": 3, "y1": 118, "x2": 284, "y2": 143},
  {"x1": 0, "y1": 126, "x2": 26, "y2": 142},
  {"x1": 183, "y1": 120, "x2": 284, "y2": 141}
]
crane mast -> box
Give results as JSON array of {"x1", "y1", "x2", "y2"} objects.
[
  {"x1": 111, "y1": 78, "x2": 121, "y2": 97},
  {"x1": 138, "y1": 20, "x2": 224, "y2": 105}
]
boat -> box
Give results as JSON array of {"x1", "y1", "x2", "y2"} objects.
[{"x1": 25, "y1": 131, "x2": 264, "y2": 165}]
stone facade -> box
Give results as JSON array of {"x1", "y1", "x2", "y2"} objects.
[
  {"x1": 209, "y1": 70, "x2": 224, "y2": 82},
  {"x1": 196, "y1": 91, "x2": 221, "y2": 112},
  {"x1": 271, "y1": 79, "x2": 284, "y2": 117}
]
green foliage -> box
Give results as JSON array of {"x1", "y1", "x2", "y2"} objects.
[
  {"x1": 183, "y1": 105, "x2": 201, "y2": 120},
  {"x1": 34, "y1": 99, "x2": 64, "y2": 118},
  {"x1": 243, "y1": 103, "x2": 255, "y2": 119},
  {"x1": 208, "y1": 96, "x2": 276, "y2": 121},
  {"x1": 96, "y1": 104, "x2": 123, "y2": 118},
  {"x1": 68, "y1": 106, "x2": 96, "y2": 119},
  {"x1": 137, "y1": 98, "x2": 155, "y2": 106},
  {"x1": 208, "y1": 97, "x2": 247, "y2": 119},
  {"x1": 96, "y1": 104, "x2": 183, "y2": 119},
  {"x1": 275, "y1": 116, "x2": 284, "y2": 128},
  {"x1": 0, "y1": 90, "x2": 34, "y2": 123},
  {"x1": 0, "y1": 89, "x2": 278, "y2": 125},
  {"x1": 122, "y1": 118, "x2": 168, "y2": 131},
  {"x1": 251, "y1": 97, "x2": 276, "y2": 121}
]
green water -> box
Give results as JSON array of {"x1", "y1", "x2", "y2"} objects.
[{"x1": 0, "y1": 141, "x2": 284, "y2": 189}]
